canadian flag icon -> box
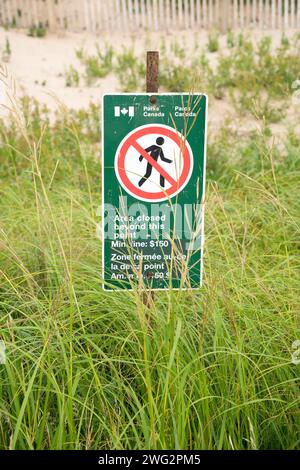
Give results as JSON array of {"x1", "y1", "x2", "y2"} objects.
[{"x1": 114, "y1": 106, "x2": 134, "y2": 117}]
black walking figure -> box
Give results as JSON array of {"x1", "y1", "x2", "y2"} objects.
[{"x1": 138, "y1": 137, "x2": 172, "y2": 188}]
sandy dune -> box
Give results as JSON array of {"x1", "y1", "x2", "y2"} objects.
[{"x1": 0, "y1": 28, "x2": 298, "y2": 139}]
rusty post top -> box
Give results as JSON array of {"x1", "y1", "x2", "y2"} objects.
[{"x1": 146, "y1": 51, "x2": 159, "y2": 94}]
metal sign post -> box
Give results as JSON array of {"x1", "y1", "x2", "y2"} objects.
[{"x1": 144, "y1": 51, "x2": 159, "y2": 307}]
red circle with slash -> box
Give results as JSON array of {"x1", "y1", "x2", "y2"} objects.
[{"x1": 115, "y1": 124, "x2": 193, "y2": 202}]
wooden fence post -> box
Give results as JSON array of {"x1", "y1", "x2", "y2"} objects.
[
  {"x1": 142, "y1": 51, "x2": 159, "y2": 308},
  {"x1": 146, "y1": 51, "x2": 159, "y2": 94}
]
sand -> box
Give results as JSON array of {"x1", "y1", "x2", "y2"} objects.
[{"x1": 0, "y1": 27, "x2": 299, "y2": 139}]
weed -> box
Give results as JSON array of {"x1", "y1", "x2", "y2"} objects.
[
  {"x1": 115, "y1": 47, "x2": 145, "y2": 92},
  {"x1": 28, "y1": 22, "x2": 47, "y2": 38},
  {"x1": 77, "y1": 44, "x2": 114, "y2": 85},
  {"x1": 1, "y1": 34, "x2": 300, "y2": 450},
  {"x1": 2, "y1": 38, "x2": 11, "y2": 63},
  {"x1": 207, "y1": 31, "x2": 219, "y2": 53},
  {"x1": 65, "y1": 65, "x2": 80, "y2": 87},
  {"x1": 0, "y1": 97, "x2": 299, "y2": 449},
  {"x1": 227, "y1": 30, "x2": 236, "y2": 48},
  {"x1": 68, "y1": 34, "x2": 300, "y2": 123}
]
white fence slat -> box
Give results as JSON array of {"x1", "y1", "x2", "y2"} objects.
[
  {"x1": 108, "y1": 0, "x2": 115, "y2": 32},
  {"x1": 145, "y1": 0, "x2": 151, "y2": 30},
  {"x1": 152, "y1": 0, "x2": 158, "y2": 31},
  {"x1": 69, "y1": 0, "x2": 76, "y2": 31},
  {"x1": 20, "y1": 0, "x2": 28, "y2": 28},
  {"x1": 57, "y1": 0, "x2": 63, "y2": 29},
  {"x1": 0, "y1": 0, "x2": 5, "y2": 26},
  {"x1": 5, "y1": 0, "x2": 12, "y2": 26},
  {"x1": 184, "y1": 0, "x2": 189, "y2": 29},
  {"x1": 202, "y1": 0, "x2": 207, "y2": 28},
  {"x1": 121, "y1": 0, "x2": 129, "y2": 33},
  {"x1": 86, "y1": 0, "x2": 93, "y2": 32},
  {"x1": 134, "y1": 0, "x2": 139, "y2": 30},
  {"x1": 157, "y1": 0, "x2": 163, "y2": 30},
  {"x1": 89, "y1": 0, "x2": 96, "y2": 32},
  {"x1": 93, "y1": 0, "x2": 100, "y2": 32},
  {"x1": 251, "y1": 0, "x2": 255, "y2": 27},
  {"x1": 196, "y1": 0, "x2": 201, "y2": 26},
  {"x1": 101, "y1": 0, "x2": 109, "y2": 32},
  {"x1": 111, "y1": 0, "x2": 117, "y2": 32},
  {"x1": 240, "y1": 0, "x2": 245, "y2": 28},
  {"x1": 78, "y1": 0, "x2": 87, "y2": 31},
  {"x1": 253, "y1": 0, "x2": 257, "y2": 28},
  {"x1": 0, "y1": 1, "x2": 3, "y2": 26},
  {"x1": 72, "y1": 0, "x2": 78, "y2": 30},
  {"x1": 127, "y1": 0, "x2": 133, "y2": 31},
  {"x1": 83, "y1": 0, "x2": 89, "y2": 31},
  {"x1": 40, "y1": 0, "x2": 45, "y2": 26},
  {"x1": 177, "y1": 0, "x2": 183, "y2": 28},
  {"x1": 268, "y1": 0, "x2": 272, "y2": 28},
  {"x1": 33, "y1": 0, "x2": 39, "y2": 27},
  {"x1": 245, "y1": 0, "x2": 250, "y2": 28},
  {"x1": 258, "y1": 0, "x2": 262, "y2": 28},
  {"x1": 226, "y1": 0, "x2": 230, "y2": 31},
  {"x1": 284, "y1": 0, "x2": 289, "y2": 28},
  {"x1": 140, "y1": 0, "x2": 146, "y2": 29},
  {"x1": 1, "y1": 0, "x2": 6, "y2": 25},
  {"x1": 18, "y1": 0, "x2": 24, "y2": 26},
  {"x1": 291, "y1": 0, "x2": 295, "y2": 28},
  {"x1": 113, "y1": 0, "x2": 119, "y2": 31},
  {"x1": 260, "y1": 0, "x2": 264, "y2": 28},
  {"x1": 265, "y1": 0, "x2": 268, "y2": 29},
  {"x1": 208, "y1": 0, "x2": 212, "y2": 28},
  {"x1": 247, "y1": 0, "x2": 250, "y2": 28},
  {"x1": 190, "y1": 0, "x2": 195, "y2": 29},
  {"x1": 219, "y1": 0, "x2": 224, "y2": 30},
  {"x1": 5, "y1": 0, "x2": 12, "y2": 25},
  {"x1": 216, "y1": 0, "x2": 220, "y2": 30},
  {"x1": 42, "y1": 0, "x2": 48, "y2": 25},
  {"x1": 271, "y1": 0, "x2": 275, "y2": 29},
  {"x1": 165, "y1": 0, "x2": 170, "y2": 30},
  {"x1": 10, "y1": 0, "x2": 16, "y2": 26},
  {"x1": 26, "y1": 0, "x2": 33, "y2": 26},
  {"x1": 170, "y1": 0, "x2": 176, "y2": 28},
  {"x1": 17, "y1": 0, "x2": 22, "y2": 25},
  {"x1": 114, "y1": 0, "x2": 121, "y2": 32},
  {"x1": 278, "y1": 0, "x2": 282, "y2": 28},
  {"x1": 33, "y1": 0, "x2": 39, "y2": 26},
  {"x1": 263, "y1": 0, "x2": 268, "y2": 28},
  {"x1": 62, "y1": 0, "x2": 68, "y2": 29},
  {"x1": 65, "y1": 0, "x2": 72, "y2": 30},
  {"x1": 233, "y1": 0, "x2": 237, "y2": 28}
]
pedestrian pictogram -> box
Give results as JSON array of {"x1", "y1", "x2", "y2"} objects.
[
  {"x1": 138, "y1": 136, "x2": 172, "y2": 188},
  {"x1": 114, "y1": 124, "x2": 194, "y2": 202}
]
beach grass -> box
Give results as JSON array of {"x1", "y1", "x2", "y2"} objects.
[{"x1": 0, "y1": 37, "x2": 299, "y2": 449}]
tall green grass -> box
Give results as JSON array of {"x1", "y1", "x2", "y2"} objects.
[{"x1": 0, "y1": 94, "x2": 299, "y2": 450}]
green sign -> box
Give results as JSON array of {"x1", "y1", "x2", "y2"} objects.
[{"x1": 102, "y1": 93, "x2": 207, "y2": 291}]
